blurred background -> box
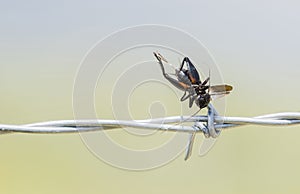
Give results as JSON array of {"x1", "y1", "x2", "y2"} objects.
[{"x1": 1, "y1": 0, "x2": 300, "y2": 193}]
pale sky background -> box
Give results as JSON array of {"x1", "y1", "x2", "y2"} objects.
[{"x1": 0, "y1": 0, "x2": 300, "y2": 194}]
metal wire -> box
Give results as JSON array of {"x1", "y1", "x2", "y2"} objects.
[
  {"x1": 2, "y1": 106, "x2": 300, "y2": 160},
  {"x1": 1, "y1": 111, "x2": 300, "y2": 134}
]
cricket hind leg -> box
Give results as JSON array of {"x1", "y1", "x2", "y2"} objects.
[{"x1": 154, "y1": 52, "x2": 188, "y2": 91}]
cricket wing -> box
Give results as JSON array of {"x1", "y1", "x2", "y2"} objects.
[{"x1": 209, "y1": 84, "x2": 233, "y2": 100}]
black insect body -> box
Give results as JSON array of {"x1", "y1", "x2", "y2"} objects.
[{"x1": 153, "y1": 52, "x2": 232, "y2": 110}]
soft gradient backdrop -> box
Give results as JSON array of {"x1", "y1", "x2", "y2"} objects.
[{"x1": 1, "y1": 0, "x2": 300, "y2": 193}]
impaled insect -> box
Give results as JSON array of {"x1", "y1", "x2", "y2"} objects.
[{"x1": 153, "y1": 52, "x2": 233, "y2": 109}]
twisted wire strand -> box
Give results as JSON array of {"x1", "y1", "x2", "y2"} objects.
[
  {"x1": 2, "y1": 110, "x2": 299, "y2": 161},
  {"x1": 1, "y1": 112, "x2": 300, "y2": 134}
]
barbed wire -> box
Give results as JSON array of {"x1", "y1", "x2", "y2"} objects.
[
  {"x1": 1, "y1": 111, "x2": 299, "y2": 134},
  {"x1": 2, "y1": 104, "x2": 300, "y2": 160}
]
